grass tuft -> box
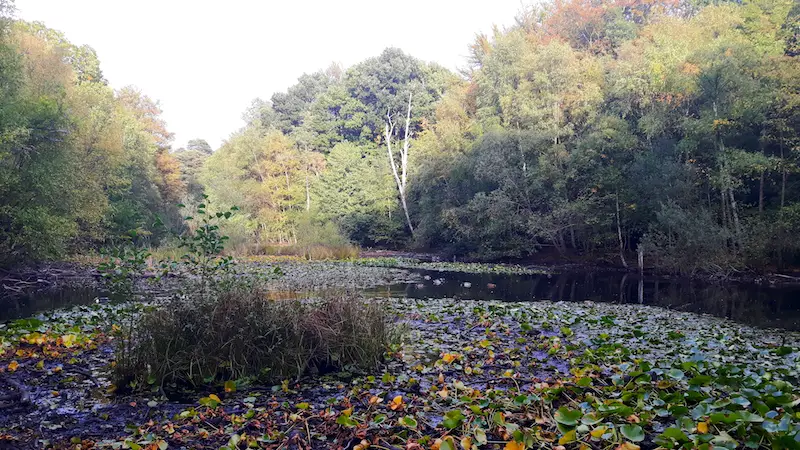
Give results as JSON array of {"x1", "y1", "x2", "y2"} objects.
[{"x1": 114, "y1": 287, "x2": 396, "y2": 389}]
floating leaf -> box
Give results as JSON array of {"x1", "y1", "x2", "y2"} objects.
[
  {"x1": 443, "y1": 410, "x2": 465, "y2": 429},
  {"x1": 554, "y1": 407, "x2": 582, "y2": 426},
  {"x1": 558, "y1": 429, "x2": 577, "y2": 445},
  {"x1": 336, "y1": 414, "x2": 358, "y2": 428},
  {"x1": 620, "y1": 424, "x2": 645, "y2": 442}
]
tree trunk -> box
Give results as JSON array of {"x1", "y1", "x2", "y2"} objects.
[
  {"x1": 759, "y1": 170, "x2": 765, "y2": 214},
  {"x1": 305, "y1": 171, "x2": 311, "y2": 212},
  {"x1": 385, "y1": 93, "x2": 415, "y2": 233},
  {"x1": 780, "y1": 131, "x2": 786, "y2": 209},
  {"x1": 616, "y1": 191, "x2": 628, "y2": 268},
  {"x1": 782, "y1": 170, "x2": 787, "y2": 208},
  {"x1": 721, "y1": 190, "x2": 728, "y2": 230},
  {"x1": 570, "y1": 226, "x2": 576, "y2": 251},
  {"x1": 729, "y1": 188, "x2": 743, "y2": 252}
]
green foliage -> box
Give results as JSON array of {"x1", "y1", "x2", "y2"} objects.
[
  {"x1": 4, "y1": 0, "x2": 800, "y2": 275},
  {"x1": 640, "y1": 202, "x2": 739, "y2": 276},
  {"x1": 0, "y1": 20, "x2": 183, "y2": 267},
  {"x1": 177, "y1": 197, "x2": 237, "y2": 292},
  {"x1": 97, "y1": 236, "x2": 151, "y2": 299},
  {"x1": 406, "y1": 0, "x2": 800, "y2": 271},
  {"x1": 314, "y1": 142, "x2": 404, "y2": 247}
]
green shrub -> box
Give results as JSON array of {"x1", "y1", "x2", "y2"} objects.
[{"x1": 114, "y1": 288, "x2": 397, "y2": 389}]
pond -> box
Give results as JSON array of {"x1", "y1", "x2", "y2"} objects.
[
  {"x1": 367, "y1": 269, "x2": 800, "y2": 331},
  {"x1": 4, "y1": 265, "x2": 800, "y2": 331},
  {"x1": 0, "y1": 284, "x2": 100, "y2": 322}
]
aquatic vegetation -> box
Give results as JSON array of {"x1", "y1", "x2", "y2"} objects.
[
  {"x1": 357, "y1": 257, "x2": 555, "y2": 276},
  {"x1": 49, "y1": 298, "x2": 800, "y2": 448},
  {"x1": 1, "y1": 261, "x2": 799, "y2": 449},
  {"x1": 260, "y1": 261, "x2": 421, "y2": 290}
]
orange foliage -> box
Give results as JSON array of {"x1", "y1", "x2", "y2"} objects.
[
  {"x1": 155, "y1": 149, "x2": 185, "y2": 203},
  {"x1": 543, "y1": 0, "x2": 682, "y2": 52}
]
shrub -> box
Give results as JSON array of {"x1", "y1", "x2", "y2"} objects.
[{"x1": 114, "y1": 288, "x2": 397, "y2": 389}]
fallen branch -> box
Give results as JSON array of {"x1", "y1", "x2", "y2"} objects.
[{"x1": 774, "y1": 274, "x2": 800, "y2": 281}]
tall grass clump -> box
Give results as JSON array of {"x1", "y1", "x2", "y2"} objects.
[{"x1": 115, "y1": 289, "x2": 395, "y2": 388}]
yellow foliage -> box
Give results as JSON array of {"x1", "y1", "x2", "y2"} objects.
[
  {"x1": 389, "y1": 395, "x2": 404, "y2": 410},
  {"x1": 504, "y1": 440, "x2": 525, "y2": 450}
]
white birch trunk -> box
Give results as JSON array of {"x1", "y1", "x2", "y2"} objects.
[{"x1": 385, "y1": 92, "x2": 415, "y2": 233}]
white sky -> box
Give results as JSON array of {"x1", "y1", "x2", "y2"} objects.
[{"x1": 15, "y1": 0, "x2": 525, "y2": 150}]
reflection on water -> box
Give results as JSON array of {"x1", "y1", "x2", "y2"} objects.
[
  {"x1": 366, "y1": 270, "x2": 800, "y2": 331},
  {"x1": 0, "y1": 285, "x2": 99, "y2": 322},
  {"x1": 5, "y1": 268, "x2": 800, "y2": 331}
]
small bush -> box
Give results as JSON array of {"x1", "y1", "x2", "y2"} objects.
[{"x1": 115, "y1": 287, "x2": 396, "y2": 389}]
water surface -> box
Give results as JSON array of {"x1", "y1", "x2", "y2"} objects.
[
  {"x1": 4, "y1": 267, "x2": 800, "y2": 331},
  {"x1": 367, "y1": 269, "x2": 800, "y2": 330}
]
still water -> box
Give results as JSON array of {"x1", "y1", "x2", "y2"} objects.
[
  {"x1": 4, "y1": 268, "x2": 800, "y2": 330},
  {"x1": 367, "y1": 269, "x2": 800, "y2": 331}
]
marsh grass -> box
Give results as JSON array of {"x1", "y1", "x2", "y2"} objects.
[
  {"x1": 114, "y1": 287, "x2": 396, "y2": 389},
  {"x1": 245, "y1": 243, "x2": 360, "y2": 260}
]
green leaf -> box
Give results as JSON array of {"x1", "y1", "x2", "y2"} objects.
[
  {"x1": 554, "y1": 407, "x2": 582, "y2": 426},
  {"x1": 440, "y1": 439, "x2": 456, "y2": 450},
  {"x1": 688, "y1": 375, "x2": 712, "y2": 386},
  {"x1": 620, "y1": 424, "x2": 645, "y2": 442},
  {"x1": 559, "y1": 429, "x2": 577, "y2": 444},
  {"x1": 659, "y1": 427, "x2": 689, "y2": 441},
  {"x1": 443, "y1": 410, "x2": 465, "y2": 429},
  {"x1": 667, "y1": 368, "x2": 685, "y2": 380},
  {"x1": 473, "y1": 427, "x2": 488, "y2": 445},
  {"x1": 336, "y1": 414, "x2": 358, "y2": 428},
  {"x1": 399, "y1": 415, "x2": 418, "y2": 428}
]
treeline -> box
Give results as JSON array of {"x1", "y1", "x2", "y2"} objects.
[
  {"x1": 205, "y1": 0, "x2": 800, "y2": 274},
  {"x1": 0, "y1": 1, "x2": 184, "y2": 266},
  {"x1": 2, "y1": 0, "x2": 799, "y2": 275}
]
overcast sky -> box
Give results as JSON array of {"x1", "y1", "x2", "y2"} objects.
[{"x1": 15, "y1": 0, "x2": 525, "y2": 150}]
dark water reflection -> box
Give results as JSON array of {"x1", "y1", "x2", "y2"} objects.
[
  {"x1": 5, "y1": 268, "x2": 800, "y2": 331},
  {"x1": 366, "y1": 269, "x2": 800, "y2": 331},
  {"x1": 0, "y1": 285, "x2": 100, "y2": 322}
]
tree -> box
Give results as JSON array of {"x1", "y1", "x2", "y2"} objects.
[
  {"x1": 385, "y1": 93, "x2": 415, "y2": 233},
  {"x1": 187, "y1": 138, "x2": 213, "y2": 155},
  {"x1": 313, "y1": 142, "x2": 402, "y2": 247}
]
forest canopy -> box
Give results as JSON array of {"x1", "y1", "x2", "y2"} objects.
[{"x1": 1, "y1": 0, "x2": 799, "y2": 275}]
